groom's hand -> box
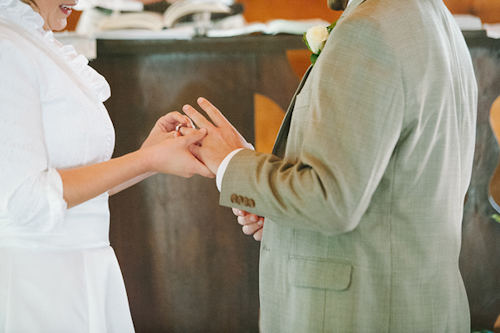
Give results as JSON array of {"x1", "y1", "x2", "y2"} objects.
[
  {"x1": 145, "y1": 127, "x2": 215, "y2": 178},
  {"x1": 233, "y1": 208, "x2": 264, "y2": 241},
  {"x1": 180, "y1": 97, "x2": 253, "y2": 175}
]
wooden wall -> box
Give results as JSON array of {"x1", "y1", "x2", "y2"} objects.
[
  {"x1": 76, "y1": 0, "x2": 500, "y2": 20},
  {"x1": 238, "y1": 0, "x2": 500, "y2": 24},
  {"x1": 444, "y1": 0, "x2": 500, "y2": 23}
]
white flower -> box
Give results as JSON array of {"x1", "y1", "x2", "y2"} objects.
[{"x1": 305, "y1": 25, "x2": 330, "y2": 54}]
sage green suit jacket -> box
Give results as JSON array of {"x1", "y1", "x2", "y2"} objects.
[{"x1": 220, "y1": 0, "x2": 477, "y2": 331}]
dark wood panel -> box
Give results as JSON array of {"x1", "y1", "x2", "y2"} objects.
[
  {"x1": 90, "y1": 35, "x2": 301, "y2": 332},
  {"x1": 95, "y1": 35, "x2": 306, "y2": 56}
]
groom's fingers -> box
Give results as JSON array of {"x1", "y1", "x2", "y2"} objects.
[
  {"x1": 253, "y1": 228, "x2": 263, "y2": 241},
  {"x1": 238, "y1": 214, "x2": 260, "y2": 225},
  {"x1": 242, "y1": 223, "x2": 263, "y2": 236},
  {"x1": 186, "y1": 116, "x2": 195, "y2": 129},
  {"x1": 196, "y1": 97, "x2": 230, "y2": 128},
  {"x1": 232, "y1": 208, "x2": 246, "y2": 217},
  {"x1": 182, "y1": 104, "x2": 214, "y2": 129}
]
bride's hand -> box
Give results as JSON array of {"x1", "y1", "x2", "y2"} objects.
[
  {"x1": 141, "y1": 111, "x2": 194, "y2": 149},
  {"x1": 144, "y1": 127, "x2": 215, "y2": 178}
]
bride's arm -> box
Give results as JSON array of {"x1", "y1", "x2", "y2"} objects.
[
  {"x1": 59, "y1": 113, "x2": 212, "y2": 208},
  {"x1": 58, "y1": 148, "x2": 156, "y2": 208},
  {"x1": 107, "y1": 172, "x2": 157, "y2": 196}
]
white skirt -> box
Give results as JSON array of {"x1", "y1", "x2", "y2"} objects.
[{"x1": 0, "y1": 246, "x2": 134, "y2": 333}]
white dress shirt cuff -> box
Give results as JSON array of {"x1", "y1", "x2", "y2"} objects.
[{"x1": 216, "y1": 148, "x2": 245, "y2": 192}]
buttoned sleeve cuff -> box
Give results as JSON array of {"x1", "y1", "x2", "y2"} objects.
[{"x1": 216, "y1": 148, "x2": 245, "y2": 192}]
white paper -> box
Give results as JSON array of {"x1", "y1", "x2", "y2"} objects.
[{"x1": 484, "y1": 24, "x2": 500, "y2": 39}]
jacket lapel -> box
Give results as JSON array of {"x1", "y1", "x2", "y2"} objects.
[
  {"x1": 271, "y1": 0, "x2": 367, "y2": 158},
  {"x1": 272, "y1": 65, "x2": 313, "y2": 157},
  {"x1": 341, "y1": 0, "x2": 367, "y2": 18}
]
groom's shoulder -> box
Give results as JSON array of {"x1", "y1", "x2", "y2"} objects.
[{"x1": 339, "y1": 0, "x2": 422, "y2": 36}]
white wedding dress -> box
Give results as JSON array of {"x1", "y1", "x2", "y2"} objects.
[{"x1": 0, "y1": 0, "x2": 134, "y2": 331}]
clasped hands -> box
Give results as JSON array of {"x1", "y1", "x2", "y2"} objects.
[{"x1": 144, "y1": 97, "x2": 263, "y2": 240}]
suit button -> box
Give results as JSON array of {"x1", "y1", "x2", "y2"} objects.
[
  {"x1": 236, "y1": 195, "x2": 244, "y2": 205},
  {"x1": 243, "y1": 197, "x2": 249, "y2": 206},
  {"x1": 248, "y1": 199, "x2": 255, "y2": 208},
  {"x1": 230, "y1": 194, "x2": 238, "y2": 204}
]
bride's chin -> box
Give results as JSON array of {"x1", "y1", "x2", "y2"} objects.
[{"x1": 47, "y1": 19, "x2": 68, "y2": 31}]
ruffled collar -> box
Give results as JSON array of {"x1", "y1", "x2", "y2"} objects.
[
  {"x1": 0, "y1": 0, "x2": 111, "y2": 102},
  {"x1": 0, "y1": 0, "x2": 44, "y2": 30}
]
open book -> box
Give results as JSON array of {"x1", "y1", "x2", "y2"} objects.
[
  {"x1": 206, "y1": 19, "x2": 331, "y2": 37},
  {"x1": 98, "y1": 0, "x2": 232, "y2": 31}
]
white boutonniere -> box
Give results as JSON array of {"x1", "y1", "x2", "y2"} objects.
[{"x1": 303, "y1": 21, "x2": 337, "y2": 65}]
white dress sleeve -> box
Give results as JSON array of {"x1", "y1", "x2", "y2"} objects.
[{"x1": 0, "y1": 38, "x2": 67, "y2": 232}]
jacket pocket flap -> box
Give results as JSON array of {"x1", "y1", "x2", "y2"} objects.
[{"x1": 288, "y1": 257, "x2": 352, "y2": 291}]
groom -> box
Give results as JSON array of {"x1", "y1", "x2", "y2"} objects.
[{"x1": 181, "y1": 0, "x2": 477, "y2": 331}]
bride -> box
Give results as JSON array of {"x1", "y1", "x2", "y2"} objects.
[{"x1": 0, "y1": 0, "x2": 213, "y2": 331}]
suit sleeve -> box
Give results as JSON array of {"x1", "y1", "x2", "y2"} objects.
[
  {"x1": 220, "y1": 16, "x2": 405, "y2": 235},
  {"x1": 0, "y1": 38, "x2": 67, "y2": 232}
]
